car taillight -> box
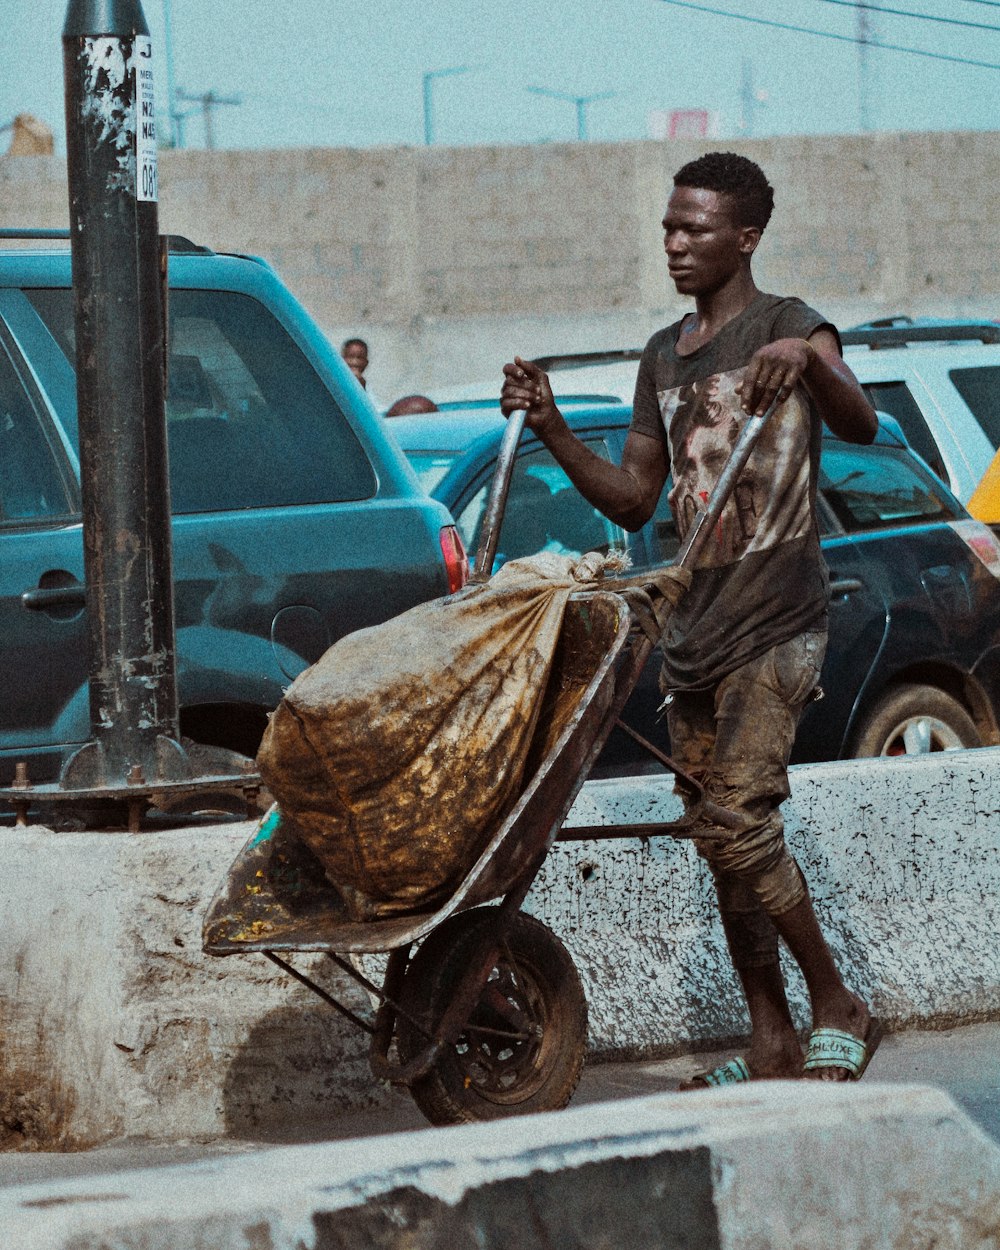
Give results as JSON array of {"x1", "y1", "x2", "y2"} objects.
[{"x1": 440, "y1": 524, "x2": 469, "y2": 592}]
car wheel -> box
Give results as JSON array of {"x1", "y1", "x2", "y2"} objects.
[{"x1": 849, "y1": 684, "x2": 981, "y2": 758}]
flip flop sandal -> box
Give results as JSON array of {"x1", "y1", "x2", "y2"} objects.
[
  {"x1": 803, "y1": 1017, "x2": 884, "y2": 1081},
  {"x1": 679, "y1": 1056, "x2": 752, "y2": 1090}
]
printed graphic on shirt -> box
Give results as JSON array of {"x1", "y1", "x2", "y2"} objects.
[{"x1": 660, "y1": 366, "x2": 812, "y2": 569}]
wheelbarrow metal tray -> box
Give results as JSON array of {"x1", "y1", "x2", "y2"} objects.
[{"x1": 202, "y1": 588, "x2": 632, "y2": 956}]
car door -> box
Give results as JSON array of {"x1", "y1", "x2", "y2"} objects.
[
  {"x1": 0, "y1": 332, "x2": 89, "y2": 783},
  {"x1": 798, "y1": 438, "x2": 967, "y2": 760}
]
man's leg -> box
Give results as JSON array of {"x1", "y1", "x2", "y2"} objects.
[
  {"x1": 769, "y1": 894, "x2": 871, "y2": 1081},
  {"x1": 703, "y1": 630, "x2": 871, "y2": 1081},
  {"x1": 669, "y1": 684, "x2": 802, "y2": 1079}
]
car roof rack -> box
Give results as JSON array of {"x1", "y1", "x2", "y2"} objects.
[
  {"x1": 0, "y1": 228, "x2": 213, "y2": 254},
  {"x1": 531, "y1": 349, "x2": 643, "y2": 372},
  {"x1": 842, "y1": 321, "x2": 1000, "y2": 348}
]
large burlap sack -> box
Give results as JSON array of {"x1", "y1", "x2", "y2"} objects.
[{"x1": 257, "y1": 552, "x2": 624, "y2": 920}]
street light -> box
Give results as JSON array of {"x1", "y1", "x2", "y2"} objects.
[
  {"x1": 422, "y1": 65, "x2": 470, "y2": 146},
  {"x1": 527, "y1": 86, "x2": 614, "y2": 142}
]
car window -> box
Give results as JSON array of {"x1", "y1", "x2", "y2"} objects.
[
  {"x1": 647, "y1": 477, "x2": 680, "y2": 563},
  {"x1": 819, "y1": 443, "x2": 957, "y2": 533},
  {"x1": 457, "y1": 441, "x2": 626, "y2": 567},
  {"x1": 949, "y1": 366, "x2": 1000, "y2": 450},
  {"x1": 407, "y1": 451, "x2": 458, "y2": 495},
  {"x1": 861, "y1": 381, "x2": 946, "y2": 479},
  {"x1": 0, "y1": 341, "x2": 74, "y2": 524},
  {"x1": 25, "y1": 288, "x2": 376, "y2": 511}
]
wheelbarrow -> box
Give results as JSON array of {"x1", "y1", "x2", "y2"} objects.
[{"x1": 202, "y1": 399, "x2": 778, "y2": 1125}]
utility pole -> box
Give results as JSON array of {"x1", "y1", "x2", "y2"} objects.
[
  {"x1": 857, "y1": 6, "x2": 874, "y2": 132},
  {"x1": 422, "y1": 66, "x2": 470, "y2": 145},
  {"x1": 60, "y1": 0, "x2": 179, "y2": 794},
  {"x1": 160, "y1": 0, "x2": 181, "y2": 146},
  {"x1": 526, "y1": 87, "x2": 614, "y2": 142},
  {"x1": 738, "y1": 59, "x2": 768, "y2": 138},
  {"x1": 175, "y1": 87, "x2": 240, "y2": 149}
]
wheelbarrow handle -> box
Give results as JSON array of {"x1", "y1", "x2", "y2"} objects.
[
  {"x1": 673, "y1": 396, "x2": 780, "y2": 573},
  {"x1": 471, "y1": 407, "x2": 528, "y2": 582}
]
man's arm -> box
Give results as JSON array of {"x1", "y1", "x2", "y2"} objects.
[
  {"x1": 738, "y1": 328, "x2": 878, "y2": 444},
  {"x1": 500, "y1": 356, "x2": 668, "y2": 530}
]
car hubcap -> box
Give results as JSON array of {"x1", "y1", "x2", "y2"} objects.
[{"x1": 884, "y1": 715, "x2": 965, "y2": 756}]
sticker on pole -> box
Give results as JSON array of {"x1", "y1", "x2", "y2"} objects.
[{"x1": 135, "y1": 35, "x2": 157, "y2": 203}]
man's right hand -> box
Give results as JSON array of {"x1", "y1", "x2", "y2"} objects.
[{"x1": 500, "y1": 356, "x2": 559, "y2": 432}]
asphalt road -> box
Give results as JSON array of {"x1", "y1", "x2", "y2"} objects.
[{"x1": 2, "y1": 1019, "x2": 999, "y2": 1189}]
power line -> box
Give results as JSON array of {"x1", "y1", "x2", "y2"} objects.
[
  {"x1": 815, "y1": 0, "x2": 1000, "y2": 34},
  {"x1": 656, "y1": 0, "x2": 1000, "y2": 71}
]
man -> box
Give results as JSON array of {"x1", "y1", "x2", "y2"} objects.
[
  {"x1": 501, "y1": 152, "x2": 880, "y2": 1085},
  {"x1": 341, "y1": 337, "x2": 369, "y2": 388}
]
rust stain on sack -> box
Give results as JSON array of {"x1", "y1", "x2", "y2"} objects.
[{"x1": 257, "y1": 555, "x2": 614, "y2": 921}]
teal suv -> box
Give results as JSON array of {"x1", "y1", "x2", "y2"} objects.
[{"x1": 0, "y1": 233, "x2": 468, "y2": 785}]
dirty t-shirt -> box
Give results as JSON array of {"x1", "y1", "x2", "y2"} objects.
[{"x1": 630, "y1": 292, "x2": 836, "y2": 690}]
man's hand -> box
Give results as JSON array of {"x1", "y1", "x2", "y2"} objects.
[
  {"x1": 501, "y1": 356, "x2": 560, "y2": 432},
  {"x1": 737, "y1": 337, "x2": 814, "y2": 417}
]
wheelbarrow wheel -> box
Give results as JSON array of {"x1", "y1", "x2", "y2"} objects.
[{"x1": 396, "y1": 907, "x2": 587, "y2": 1126}]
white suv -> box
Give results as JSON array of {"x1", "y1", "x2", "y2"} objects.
[
  {"x1": 841, "y1": 319, "x2": 1000, "y2": 504},
  {"x1": 430, "y1": 319, "x2": 1000, "y2": 505}
]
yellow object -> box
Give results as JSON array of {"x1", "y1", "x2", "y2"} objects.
[{"x1": 967, "y1": 449, "x2": 1000, "y2": 524}]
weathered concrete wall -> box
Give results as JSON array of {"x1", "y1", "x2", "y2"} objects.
[
  {"x1": 3, "y1": 1084, "x2": 999, "y2": 1250},
  {"x1": 3, "y1": 748, "x2": 1000, "y2": 1148},
  {"x1": 3, "y1": 131, "x2": 998, "y2": 401}
]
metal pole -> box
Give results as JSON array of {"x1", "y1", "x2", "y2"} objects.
[
  {"x1": 161, "y1": 0, "x2": 179, "y2": 146},
  {"x1": 422, "y1": 72, "x2": 433, "y2": 145},
  {"x1": 61, "y1": 0, "x2": 185, "y2": 790},
  {"x1": 422, "y1": 66, "x2": 470, "y2": 146},
  {"x1": 204, "y1": 89, "x2": 215, "y2": 150},
  {"x1": 526, "y1": 87, "x2": 614, "y2": 142}
]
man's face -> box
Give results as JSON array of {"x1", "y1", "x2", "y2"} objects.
[
  {"x1": 662, "y1": 186, "x2": 759, "y2": 297},
  {"x1": 342, "y1": 343, "x2": 368, "y2": 378}
]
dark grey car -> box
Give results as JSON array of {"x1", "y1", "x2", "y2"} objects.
[{"x1": 392, "y1": 403, "x2": 1000, "y2": 775}]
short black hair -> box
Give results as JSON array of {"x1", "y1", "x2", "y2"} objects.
[
  {"x1": 342, "y1": 337, "x2": 368, "y2": 352},
  {"x1": 673, "y1": 152, "x2": 774, "y2": 231}
]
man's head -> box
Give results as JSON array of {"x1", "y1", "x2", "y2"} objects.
[
  {"x1": 385, "y1": 394, "x2": 439, "y2": 418},
  {"x1": 341, "y1": 338, "x2": 369, "y2": 383},
  {"x1": 663, "y1": 153, "x2": 775, "y2": 297},
  {"x1": 673, "y1": 152, "x2": 774, "y2": 232}
]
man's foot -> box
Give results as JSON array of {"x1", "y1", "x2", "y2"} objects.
[
  {"x1": 803, "y1": 992, "x2": 879, "y2": 1081},
  {"x1": 679, "y1": 1034, "x2": 802, "y2": 1090}
]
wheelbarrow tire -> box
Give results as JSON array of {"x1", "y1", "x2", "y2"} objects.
[{"x1": 397, "y1": 907, "x2": 587, "y2": 1126}]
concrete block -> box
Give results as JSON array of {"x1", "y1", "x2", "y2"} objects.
[
  {"x1": 5, "y1": 749, "x2": 1000, "y2": 1146},
  {"x1": 1, "y1": 1084, "x2": 998, "y2": 1249}
]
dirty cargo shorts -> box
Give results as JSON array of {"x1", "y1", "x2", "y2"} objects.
[{"x1": 665, "y1": 629, "x2": 827, "y2": 970}]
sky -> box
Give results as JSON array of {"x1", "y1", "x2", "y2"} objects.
[{"x1": 3, "y1": 0, "x2": 999, "y2": 154}]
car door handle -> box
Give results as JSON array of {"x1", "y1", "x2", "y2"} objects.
[
  {"x1": 829, "y1": 577, "x2": 864, "y2": 596},
  {"x1": 22, "y1": 586, "x2": 87, "y2": 610}
]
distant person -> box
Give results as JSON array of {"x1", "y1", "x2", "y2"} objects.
[
  {"x1": 385, "y1": 394, "x2": 440, "y2": 418},
  {"x1": 341, "y1": 338, "x2": 369, "y2": 388}
]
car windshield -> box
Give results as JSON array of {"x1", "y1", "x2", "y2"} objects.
[
  {"x1": 24, "y1": 287, "x2": 376, "y2": 511},
  {"x1": 819, "y1": 443, "x2": 956, "y2": 532}
]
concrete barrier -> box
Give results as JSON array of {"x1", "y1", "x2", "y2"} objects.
[
  {"x1": 2, "y1": 1084, "x2": 999, "y2": 1249},
  {"x1": 3, "y1": 748, "x2": 1000, "y2": 1147}
]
